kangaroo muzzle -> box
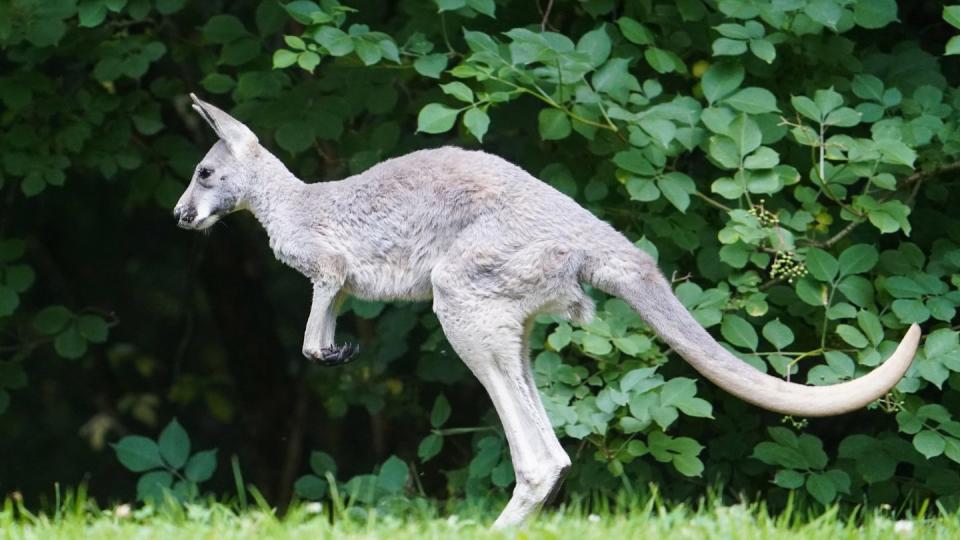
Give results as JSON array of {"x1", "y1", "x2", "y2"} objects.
[{"x1": 173, "y1": 206, "x2": 198, "y2": 228}]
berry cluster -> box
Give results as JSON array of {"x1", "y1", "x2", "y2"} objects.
[
  {"x1": 748, "y1": 199, "x2": 780, "y2": 227},
  {"x1": 770, "y1": 251, "x2": 807, "y2": 283}
]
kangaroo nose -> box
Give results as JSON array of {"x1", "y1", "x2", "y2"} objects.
[{"x1": 173, "y1": 206, "x2": 197, "y2": 227}]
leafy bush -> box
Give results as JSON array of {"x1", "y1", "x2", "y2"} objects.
[{"x1": 2, "y1": 0, "x2": 960, "y2": 515}]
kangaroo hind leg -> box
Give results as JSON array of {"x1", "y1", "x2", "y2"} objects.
[{"x1": 432, "y1": 289, "x2": 571, "y2": 529}]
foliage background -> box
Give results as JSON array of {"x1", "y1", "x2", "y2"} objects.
[{"x1": 3, "y1": 0, "x2": 960, "y2": 514}]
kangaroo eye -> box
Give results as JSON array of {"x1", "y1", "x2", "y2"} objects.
[{"x1": 198, "y1": 167, "x2": 213, "y2": 180}]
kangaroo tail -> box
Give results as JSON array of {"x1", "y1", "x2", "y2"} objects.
[{"x1": 584, "y1": 245, "x2": 920, "y2": 417}]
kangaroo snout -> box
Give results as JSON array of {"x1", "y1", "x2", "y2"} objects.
[{"x1": 173, "y1": 206, "x2": 197, "y2": 228}]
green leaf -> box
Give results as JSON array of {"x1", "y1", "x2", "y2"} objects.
[
  {"x1": 749, "y1": 39, "x2": 775, "y2": 63},
  {"x1": 805, "y1": 248, "x2": 839, "y2": 282},
  {"x1": 54, "y1": 326, "x2": 87, "y2": 360},
  {"x1": 728, "y1": 115, "x2": 762, "y2": 158},
  {"x1": 159, "y1": 418, "x2": 190, "y2": 469},
  {"x1": 712, "y1": 37, "x2": 747, "y2": 56},
  {"x1": 203, "y1": 15, "x2": 248, "y2": 44},
  {"x1": 762, "y1": 319, "x2": 794, "y2": 350},
  {"x1": 354, "y1": 39, "x2": 382, "y2": 65},
  {"x1": 467, "y1": 0, "x2": 495, "y2": 17},
  {"x1": 418, "y1": 433, "x2": 443, "y2": 462},
  {"x1": 309, "y1": 451, "x2": 337, "y2": 477},
  {"x1": 436, "y1": 0, "x2": 467, "y2": 12},
  {"x1": 701, "y1": 61, "x2": 744, "y2": 104},
  {"x1": 275, "y1": 121, "x2": 315, "y2": 154},
  {"x1": 582, "y1": 334, "x2": 613, "y2": 355},
  {"x1": 294, "y1": 474, "x2": 328, "y2": 500},
  {"x1": 34, "y1": 305, "x2": 72, "y2": 335},
  {"x1": 463, "y1": 108, "x2": 490, "y2": 142},
  {"x1": 0, "y1": 286, "x2": 17, "y2": 317},
  {"x1": 576, "y1": 25, "x2": 611, "y2": 67},
  {"x1": 657, "y1": 172, "x2": 694, "y2": 213},
  {"x1": 200, "y1": 73, "x2": 236, "y2": 94},
  {"x1": 857, "y1": 310, "x2": 884, "y2": 346},
  {"x1": 614, "y1": 149, "x2": 656, "y2": 176},
  {"x1": 616, "y1": 17, "x2": 653, "y2": 45},
  {"x1": 644, "y1": 47, "x2": 676, "y2": 74},
  {"x1": 184, "y1": 449, "x2": 217, "y2": 483},
  {"x1": 136, "y1": 470, "x2": 173, "y2": 502},
  {"x1": 914, "y1": 430, "x2": 946, "y2": 458},
  {"x1": 417, "y1": 103, "x2": 460, "y2": 134},
  {"x1": 814, "y1": 88, "x2": 844, "y2": 116},
  {"x1": 314, "y1": 27, "x2": 354, "y2": 56},
  {"x1": 440, "y1": 82, "x2": 474, "y2": 103},
  {"x1": 854, "y1": 0, "x2": 898, "y2": 29},
  {"x1": 774, "y1": 469, "x2": 805, "y2": 489},
  {"x1": 805, "y1": 472, "x2": 836, "y2": 505},
  {"x1": 377, "y1": 455, "x2": 408, "y2": 492},
  {"x1": 539, "y1": 109, "x2": 571, "y2": 141},
  {"x1": 805, "y1": 0, "x2": 843, "y2": 30},
  {"x1": 836, "y1": 324, "x2": 868, "y2": 348},
  {"x1": 721, "y1": 314, "x2": 758, "y2": 350},
  {"x1": 946, "y1": 6, "x2": 960, "y2": 29},
  {"x1": 838, "y1": 244, "x2": 878, "y2": 275},
  {"x1": 824, "y1": 107, "x2": 861, "y2": 127},
  {"x1": 0, "y1": 389, "x2": 8, "y2": 415},
  {"x1": 430, "y1": 394, "x2": 451, "y2": 428},
  {"x1": 155, "y1": 0, "x2": 186, "y2": 15},
  {"x1": 723, "y1": 87, "x2": 779, "y2": 114},
  {"x1": 114, "y1": 436, "x2": 164, "y2": 472},
  {"x1": 297, "y1": 51, "x2": 321, "y2": 72},
  {"x1": 791, "y1": 96, "x2": 821, "y2": 122},
  {"x1": 892, "y1": 299, "x2": 930, "y2": 324},
  {"x1": 77, "y1": 315, "x2": 108, "y2": 343},
  {"x1": 414, "y1": 54, "x2": 448, "y2": 78},
  {"x1": 946, "y1": 36, "x2": 960, "y2": 55}
]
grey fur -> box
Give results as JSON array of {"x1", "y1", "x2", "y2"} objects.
[{"x1": 175, "y1": 94, "x2": 920, "y2": 528}]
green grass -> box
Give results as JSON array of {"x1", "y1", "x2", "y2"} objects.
[{"x1": 3, "y1": 490, "x2": 958, "y2": 540}]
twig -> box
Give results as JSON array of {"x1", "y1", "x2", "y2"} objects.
[
  {"x1": 805, "y1": 160, "x2": 960, "y2": 248},
  {"x1": 540, "y1": 0, "x2": 555, "y2": 32},
  {"x1": 693, "y1": 191, "x2": 733, "y2": 212}
]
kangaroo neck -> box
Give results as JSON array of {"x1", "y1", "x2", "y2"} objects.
[{"x1": 243, "y1": 149, "x2": 312, "y2": 241}]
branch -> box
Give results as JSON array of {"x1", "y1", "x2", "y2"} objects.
[
  {"x1": 539, "y1": 0, "x2": 555, "y2": 32},
  {"x1": 806, "y1": 160, "x2": 960, "y2": 248}
]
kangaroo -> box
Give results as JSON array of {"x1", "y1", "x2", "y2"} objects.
[{"x1": 175, "y1": 94, "x2": 921, "y2": 528}]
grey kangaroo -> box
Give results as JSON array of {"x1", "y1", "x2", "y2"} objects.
[{"x1": 175, "y1": 94, "x2": 920, "y2": 528}]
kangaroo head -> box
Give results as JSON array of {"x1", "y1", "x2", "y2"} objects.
[{"x1": 174, "y1": 94, "x2": 260, "y2": 230}]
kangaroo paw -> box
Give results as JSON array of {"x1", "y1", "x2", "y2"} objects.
[{"x1": 308, "y1": 342, "x2": 359, "y2": 367}]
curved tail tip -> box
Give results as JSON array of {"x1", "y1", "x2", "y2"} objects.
[{"x1": 894, "y1": 323, "x2": 922, "y2": 370}]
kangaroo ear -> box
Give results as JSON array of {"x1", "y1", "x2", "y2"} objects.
[{"x1": 190, "y1": 93, "x2": 258, "y2": 155}]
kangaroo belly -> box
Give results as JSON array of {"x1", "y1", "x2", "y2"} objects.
[{"x1": 345, "y1": 260, "x2": 435, "y2": 301}]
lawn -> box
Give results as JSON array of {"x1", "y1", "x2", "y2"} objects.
[{"x1": 2, "y1": 491, "x2": 956, "y2": 540}]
